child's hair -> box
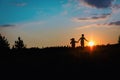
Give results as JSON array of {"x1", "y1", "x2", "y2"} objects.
[{"x1": 71, "y1": 38, "x2": 75, "y2": 40}]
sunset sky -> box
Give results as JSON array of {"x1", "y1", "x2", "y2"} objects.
[{"x1": 0, "y1": 0, "x2": 120, "y2": 48}]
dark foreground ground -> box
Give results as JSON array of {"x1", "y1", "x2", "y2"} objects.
[{"x1": 0, "y1": 44, "x2": 120, "y2": 73}]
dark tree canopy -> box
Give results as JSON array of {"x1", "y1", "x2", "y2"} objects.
[
  {"x1": 0, "y1": 34, "x2": 10, "y2": 49},
  {"x1": 14, "y1": 37, "x2": 26, "y2": 49},
  {"x1": 118, "y1": 35, "x2": 120, "y2": 44}
]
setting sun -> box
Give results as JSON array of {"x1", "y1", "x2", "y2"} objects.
[{"x1": 88, "y1": 41, "x2": 94, "y2": 47}]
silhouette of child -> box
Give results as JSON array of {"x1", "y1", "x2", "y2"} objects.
[
  {"x1": 78, "y1": 34, "x2": 88, "y2": 48},
  {"x1": 70, "y1": 38, "x2": 77, "y2": 48}
]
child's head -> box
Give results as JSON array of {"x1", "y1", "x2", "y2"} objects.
[
  {"x1": 82, "y1": 34, "x2": 84, "y2": 37},
  {"x1": 71, "y1": 38, "x2": 75, "y2": 41}
]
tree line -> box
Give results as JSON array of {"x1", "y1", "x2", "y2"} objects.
[
  {"x1": 0, "y1": 34, "x2": 120, "y2": 50},
  {"x1": 0, "y1": 34, "x2": 25, "y2": 49}
]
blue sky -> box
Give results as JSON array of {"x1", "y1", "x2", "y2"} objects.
[{"x1": 0, "y1": 0, "x2": 120, "y2": 48}]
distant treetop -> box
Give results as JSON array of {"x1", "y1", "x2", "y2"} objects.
[
  {"x1": 0, "y1": 34, "x2": 10, "y2": 49},
  {"x1": 14, "y1": 37, "x2": 26, "y2": 49}
]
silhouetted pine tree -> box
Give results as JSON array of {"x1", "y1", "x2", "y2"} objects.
[
  {"x1": 14, "y1": 37, "x2": 26, "y2": 49},
  {"x1": 0, "y1": 34, "x2": 10, "y2": 49}
]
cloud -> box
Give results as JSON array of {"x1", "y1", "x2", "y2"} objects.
[
  {"x1": 108, "y1": 21, "x2": 120, "y2": 25},
  {"x1": 73, "y1": 13, "x2": 111, "y2": 22},
  {"x1": 112, "y1": 4, "x2": 120, "y2": 9},
  {"x1": 76, "y1": 24, "x2": 107, "y2": 30},
  {"x1": 76, "y1": 23, "x2": 114, "y2": 30},
  {"x1": 19, "y1": 21, "x2": 44, "y2": 27},
  {"x1": 61, "y1": 10, "x2": 68, "y2": 15},
  {"x1": 76, "y1": 20, "x2": 120, "y2": 30},
  {"x1": 80, "y1": 0, "x2": 114, "y2": 8},
  {"x1": 0, "y1": 24, "x2": 15, "y2": 27},
  {"x1": 111, "y1": 4, "x2": 120, "y2": 13},
  {"x1": 0, "y1": 21, "x2": 44, "y2": 28},
  {"x1": 13, "y1": 2, "x2": 27, "y2": 7},
  {"x1": 62, "y1": 3, "x2": 71, "y2": 8}
]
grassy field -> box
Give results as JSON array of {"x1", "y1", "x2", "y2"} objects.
[{"x1": 0, "y1": 44, "x2": 120, "y2": 72}]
